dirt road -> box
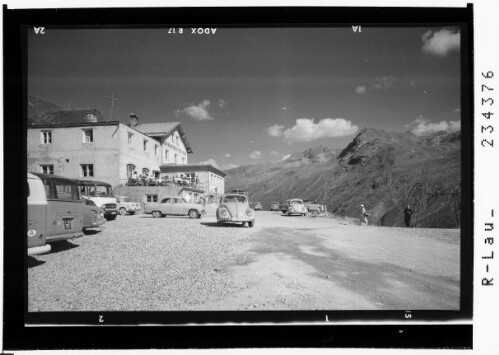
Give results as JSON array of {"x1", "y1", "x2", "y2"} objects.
[
  {"x1": 28, "y1": 211, "x2": 459, "y2": 312},
  {"x1": 197, "y1": 211, "x2": 460, "y2": 310}
]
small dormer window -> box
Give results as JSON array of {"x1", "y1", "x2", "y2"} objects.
[
  {"x1": 128, "y1": 132, "x2": 134, "y2": 147},
  {"x1": 82, "y1": 129, "x2": 93, "y2": 143}
]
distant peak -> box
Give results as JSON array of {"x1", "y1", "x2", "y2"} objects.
[{"x1": 284, "y1": 145, "x2": 338, "y2": 163}]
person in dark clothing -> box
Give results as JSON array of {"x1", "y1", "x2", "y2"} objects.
[{"x1": 403, "y1": 204, "x2": 413, "y2": 227}]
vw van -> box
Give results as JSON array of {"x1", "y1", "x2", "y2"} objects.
[
  {"x1": 77, "y1": 180, "x2": 118, "y2": 220},
  {"x1": 28, "y1": 172, "x2": 84, "y2": 249}
]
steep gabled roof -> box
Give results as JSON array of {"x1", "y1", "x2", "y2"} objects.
[{"x1": 134, "y1": 122, "x2": 193, "y2": 153}]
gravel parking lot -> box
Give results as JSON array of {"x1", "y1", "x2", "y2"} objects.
[
  {"x1": 28, "y1": 211, "x2": 460, "y2": 312},
  {"x1": 28, "y1": 213, "x2": 256, "y2": 311}
]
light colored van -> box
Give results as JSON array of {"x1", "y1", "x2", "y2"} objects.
[
  {"x1": 77, "y1": 180, "x2": 118, "y2": 220},
  {"x1": 27, "y1": 173, "x2": 51, "y2": 255},
  {"x1": 28, "y1": 173, "x2": 84, "y2": 251}
]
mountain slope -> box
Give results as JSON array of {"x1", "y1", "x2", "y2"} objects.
[
  {"x1": 225, "y1": 128, "x2": 461, "y2": 228},
  {"x1": 28, "y1": 95, "x2": 105, "y2": 125}
]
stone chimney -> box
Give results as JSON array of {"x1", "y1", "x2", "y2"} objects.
[{"x1": 129, "y1": 113, "x2": 138, "y2": 127}]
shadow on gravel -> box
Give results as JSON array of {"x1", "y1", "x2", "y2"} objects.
[
  {"x1": 27, "y1": 256, "x2": 46, "y2": 268},
  {"x1": 201, "y1": 222, "x2": 246, "y2": 228},
  {"x1": 83, "y1": 229, "x2": 103, "y2": 236},
  {"x1": 251, "y1": 227, "x2": 460, "y2": 309},
  {"x1": 48, "y1": 240, "x2": 79, "y2": 254}
]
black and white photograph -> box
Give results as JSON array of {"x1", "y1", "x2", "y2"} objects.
[{"x1": 3, "y1": 1, "x2": 495, "y2": 352}]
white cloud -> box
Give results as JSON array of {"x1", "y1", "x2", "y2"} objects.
[
  {"x1": 267, "y1": 124, "x2": 284, "y2": 137},
  {"x1": 198, "y1": 158, "x2": 220, "y2": 168},
  {"x1": 249, "y1": 150, "x2": 262, "y2": 159},
  {"x1": 372, "y1": 76, "x2": 395, "y2": 90},
  {"x1": 280, "y1": 154, "x2": 291, "y2": 161},
  {"x1": 269, "y1": 118, "x2": 358, "y2": 144},
  {"x1": 422, "y1": 28, "x2": 460, "y2": 56},
  {"x1": 269, "y1": 150, "x2": 281, "y2": 157},
  {"x1": 406, "y1": 116, "x2": 461, "y2": 136},
  {"x1": 224, "y1": 153, "x2": 231, "y2": 158},
  {"x1": 175, "y1": 100, "x2": 213, "y2": 121},
  {"x1": 199, "y1": 158, "x2": 239, "y2": 170},
  {"x1": 355, "y1": 86, "x2": 367, "y2": 94},
  {"x1": 221, "y1": 163, "x2": 239, "y2": 170},
  {"x1": 218, "y1": 99, "x2": 228, "y2": 109}
]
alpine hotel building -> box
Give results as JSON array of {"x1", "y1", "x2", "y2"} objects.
[{"x1": 27, "y1": 113, "x2": 226, "y2": 198}]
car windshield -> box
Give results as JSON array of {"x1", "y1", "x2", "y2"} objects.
[
  {"x1": 45, "y1": 180, "x2": 80, "y2": 200},
  {"x1": 291, "y1": 200, "x2": 302, "y2": 205},
  {"x1": 223, "y1": 195, "x2": 247, "y2": 203},
  {"x1": 95, "y1": 185, "x2": 113, "y2": 197},
  {"x1": 84, "y1": 199, "x2": 96, "y2": 206},
  {"x1": 123, "y1": 197, "x2": 130, "y2": 202}
]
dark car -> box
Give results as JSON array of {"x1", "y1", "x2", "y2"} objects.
[{"x1": 82, "y1": 198, "x2": 106, "y2": 229}]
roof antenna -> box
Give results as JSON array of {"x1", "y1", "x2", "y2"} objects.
[{"x1": 105, "y1": 93, "x2": 119, "y2": 120}]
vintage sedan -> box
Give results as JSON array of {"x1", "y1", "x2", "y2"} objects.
[
  {"x1": 251, "y1": 201, "x2": 263, "y2": 211},
  {"x1": 279, "y1": 199, "x2": 308, "y2": 216},
  {"x1": 82, "y1": 199, "x2": 106, "y2": 229},
  {"x1": 217, "y1": 194, "x2": 255, "y2": 227},
  {"x1": 144, "y1": 196, "x2": 205, "y2": 218},
  {"x1": 270, "y1": 201, "x2": 280, "y2": 211},
  {"x1": 116, "y1": 195, "x2": 141, "y2": 216}
]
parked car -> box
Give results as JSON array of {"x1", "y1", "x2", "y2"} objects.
[
  {"x1": 279, "y1": 199, "x2": 308, "y2": 216},
  {"x1": 82, "y1": 198, "x2": 106, "y2": 229},
  {"x1": 217, "y1": 193, "x2": 255, "y2": 227},
  {"x1": 27, "y1": 173, "x2": 52, "y2": 256},
  {"x1": 28, "y1": 172, "x2": 84, "y2": 246},
  {"x1": 229, "y1": 189, "x2": 248, "y2": 196},
  {"x1": 251, "y1": 202, "x2": 263, "y2": 211},
  {"x1": 270, "y1": 201, "x2": 280, "y2": 211},
  {"x1": 303, "y1": 200, "x2": 325, "y2": 214},
  {"x1": 116, "y1": 195, "x2": 141, "y2": 216},
  {"x1": 77, "y1": 179, "x2": 118, "y2": 220},
  {"x1": 144, "y1": 196, "x2": 205, "y2": 218}
]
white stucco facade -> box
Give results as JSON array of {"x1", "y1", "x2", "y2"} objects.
[{"x1": 27, "y1": 121, "x2": 191, "y2": 187}]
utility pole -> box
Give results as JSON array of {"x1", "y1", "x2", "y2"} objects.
[{"x1": 105, "y1": 93, "x2": 119, "y2": 120}]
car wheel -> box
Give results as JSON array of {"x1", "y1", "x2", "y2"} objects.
[
  {"x1": 248, "y1": 220, "x2": 255, "y2": 228},
  {"x1": 189, "y1": 210, "x2": 199, "y2": 219},
  {"x1": 281, "y1": 211, "x2": 286, "y2": 214},
  {"x1": 152, "y1": 211, "x2": 162, "y2": 218},
  {"x1": 119, "y1": 208, "x2": 127, "y2": 216}
]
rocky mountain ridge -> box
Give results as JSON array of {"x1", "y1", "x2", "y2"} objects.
[{"x1": 225, "y1": 128, "x2": 461, "y2": 228}]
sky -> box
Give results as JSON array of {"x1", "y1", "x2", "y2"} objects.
[{"x1": 28, "y1": 26, "x2": 462, "y2": 169}]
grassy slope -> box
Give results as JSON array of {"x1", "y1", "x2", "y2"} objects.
[{"x1": 225, "y1": 129, "x2": 461, "y2": 228}]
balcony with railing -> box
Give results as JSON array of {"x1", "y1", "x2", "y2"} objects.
[{"x1": 119, "y1": 176, "x2": 205, "y2": 190}]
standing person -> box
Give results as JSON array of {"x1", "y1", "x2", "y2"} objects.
[
  {"x1": 403, "y1": 204, "x2": 413, "y2": 227},
  {"x1": 132, "y1": 170, "x2": 139, "y2": 185},
  {"x1": 360, "y1": 204, "x2": 369, "y2": 226}
]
